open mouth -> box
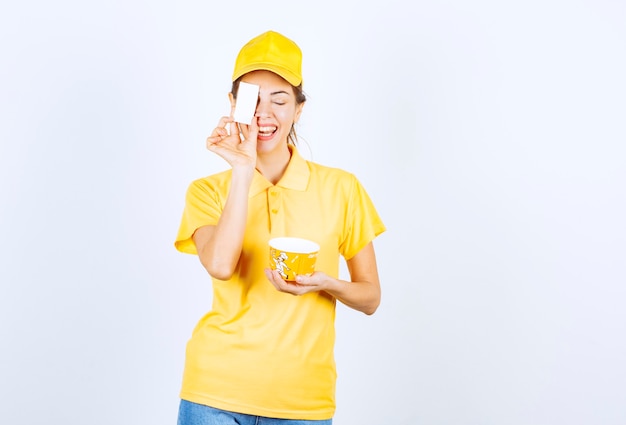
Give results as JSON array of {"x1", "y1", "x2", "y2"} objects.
[{"x1": 258, "y1": 125, "x2": 278, "y2": 139}]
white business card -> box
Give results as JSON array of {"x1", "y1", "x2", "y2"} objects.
[{"x1": 233, "y1": 82, "x2": 260, "y2": 124}]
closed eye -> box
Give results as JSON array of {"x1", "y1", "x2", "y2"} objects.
[{"x1": 270, "y1": 90, "x2": 290, "y2": 106}]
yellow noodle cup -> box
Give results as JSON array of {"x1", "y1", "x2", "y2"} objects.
[{"x1": 269, "y1": 237, "x2": 320, "y2": 281}]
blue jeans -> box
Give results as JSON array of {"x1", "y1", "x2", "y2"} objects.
[{"x1": 177, "y1": 400, "x2": 333, "y2": 425}]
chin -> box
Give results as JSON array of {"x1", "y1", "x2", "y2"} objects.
[{"x1": 256, "y1": 137, "x2": 287, "y2": 154}]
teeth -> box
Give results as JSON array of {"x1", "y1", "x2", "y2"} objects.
[{"x1": 259, "y1": 126, "x2": 276, "y2": 133}]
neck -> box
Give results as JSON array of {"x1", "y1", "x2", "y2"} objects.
[{"x1": 256, "y1": 144, "x2": 292, "y2": 185}]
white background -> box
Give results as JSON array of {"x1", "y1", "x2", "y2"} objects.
[{"x1": 1, "y1": 1, "x2": 625, "y2": 424}]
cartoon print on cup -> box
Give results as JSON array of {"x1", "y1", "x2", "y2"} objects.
[{"x1": 271, "y1": 249, "x2": 292, "y2": 279}]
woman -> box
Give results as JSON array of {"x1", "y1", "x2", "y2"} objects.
[{"x1": 174, "y1": 30, "x2": 385, "y2": 424}]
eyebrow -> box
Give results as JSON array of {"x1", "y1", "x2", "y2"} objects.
[{"x1": 270, "y1": 90, "x2": 290, "y2": 96}]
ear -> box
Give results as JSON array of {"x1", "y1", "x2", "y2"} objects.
[{"x1": 294, "y1": 102, "x2": 305, "y2": 123}]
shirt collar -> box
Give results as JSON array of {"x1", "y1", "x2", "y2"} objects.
[{"x1": 249, "y1": 146, "x2": 310, "y2": 197}]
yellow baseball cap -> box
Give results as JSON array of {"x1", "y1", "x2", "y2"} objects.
[{"x1": 232, "y1": 30, "x2": 303, "y2": 86}]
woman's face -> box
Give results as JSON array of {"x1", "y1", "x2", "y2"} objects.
[{"x1": 235, "y1": 70, "x2": 303, "y2": 155}]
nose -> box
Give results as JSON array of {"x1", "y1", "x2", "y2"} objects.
[{"x1": 255, "y1": 99, "x2": 271, "y2": 118}]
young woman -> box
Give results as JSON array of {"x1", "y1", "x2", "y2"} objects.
[{"x1": 175, "y1": 30, "x2": 385, "y2": 425}]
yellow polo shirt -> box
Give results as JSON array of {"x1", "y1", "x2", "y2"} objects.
[{"x1": 174, "y1": 147, "x2": 385, "y2": 420}]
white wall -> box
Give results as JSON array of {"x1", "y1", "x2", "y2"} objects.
[{"x1": 1, "y1": 1, "x2": 624, "y2": 424}]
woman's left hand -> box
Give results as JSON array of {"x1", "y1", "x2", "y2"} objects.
[
  {"x1": 264, "y1": 269, "x2": 331, "y2": 296},
  {"x1": 265, "y1": 243, "x2": 381, "y2": 314}
]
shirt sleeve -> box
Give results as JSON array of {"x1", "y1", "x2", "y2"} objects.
[
  {"x1": 174, "y1": 178, "x2": 224, "y2": 255},
  {"x1": 339, "y1": 174, "x2": 386, "y2": 260}
]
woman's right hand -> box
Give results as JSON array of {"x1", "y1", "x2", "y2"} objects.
[
  {"x1": 195, "y1": 114, "x2": 258, "y2": 280},
  {"x1": 206, "y1": 114, "x2": 258, "y2": 170}
]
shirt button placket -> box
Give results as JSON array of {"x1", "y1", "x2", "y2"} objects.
[{"x1": 268, "y1": 188, "x2": 284, "y2": 236}]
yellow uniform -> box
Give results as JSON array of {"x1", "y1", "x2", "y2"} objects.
[{"x1": 175, "y1": 146, "x2": 385, "y2": 420}]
